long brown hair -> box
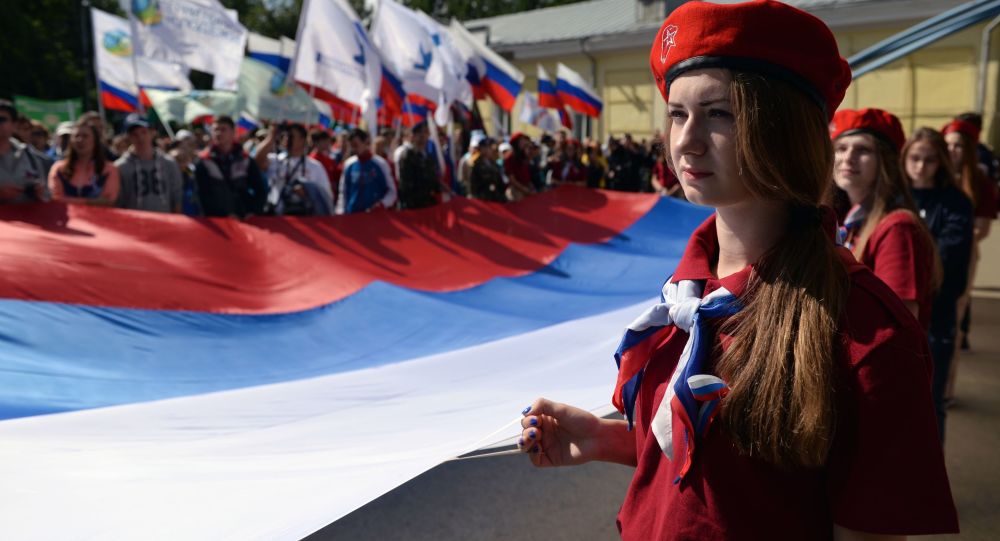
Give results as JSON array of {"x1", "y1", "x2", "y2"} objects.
[
  {"x1": 900, "y1": 128, "x2": 955, "y2": 190},
  {"x1": 60, "y1": 123, "x2": 104, "y2": 179},
  {"x1": 949, "y1": 130, "x2": 985, "y2": 209},
  {"x1": 716, "y1": 71, "x2": 849, "y2": 468}
]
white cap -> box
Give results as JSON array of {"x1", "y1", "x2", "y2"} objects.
[
  {"x1": 56, "y1": 121, "x2": 74, "y2": 136},
  {"x1": 175, "y1": 129, "x2": 195, "y2": 141},
  {"x1": 498, "y1": 142, "x2": 513, "y2": 154}
]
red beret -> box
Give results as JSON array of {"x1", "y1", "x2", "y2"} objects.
[
  {"x1": 941, "y1": 119, "x2": 980, "y2": 143},
  {"x1": 830, "y1": 108, "x2": 906, "y2": 153},
  {"x1": 510, "y1": 131, "x2": 528, "y2": 145},
  {"x1": 650, "y1": 0, "x2": 851, "y2": 119}
]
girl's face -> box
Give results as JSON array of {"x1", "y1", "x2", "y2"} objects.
[
  {"x1": 667, "y1": 69, "x2": 748, "y2": 208},
  {"x1": 904, "y1": 140, "x2": 941, "y2": 187},
  {"x1": 944, "y1": 132, "x2": 964, "y2": 167},
  {"x1": 71, "y1": 127, "x2": 94, "y2": 155},
  {"x1": 833, "y1": 133, "x2": 879, "y2": 204}
]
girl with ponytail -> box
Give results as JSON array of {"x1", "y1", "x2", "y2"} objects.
[{"x1": 516, "y1": 2, "x2": 957, "y2": 539}]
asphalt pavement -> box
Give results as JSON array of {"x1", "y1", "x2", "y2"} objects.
[{"x1": 310, "y1": 297, "x2": 1000, "y2": 541}]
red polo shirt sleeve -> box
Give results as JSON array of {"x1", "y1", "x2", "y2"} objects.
[
  {"x1": 863, "y1": 212, "x2": 929, "y2": 303},
  {"x1": 825, "y1": 273, "x2": 958, "y2": 535}
]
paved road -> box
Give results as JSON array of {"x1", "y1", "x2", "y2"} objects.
[{"x1": 310, "y1": 298, "x2": 1000, "y2": 540}]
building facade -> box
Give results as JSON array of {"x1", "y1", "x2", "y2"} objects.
[{"x1": 467, "y1": 0, "x2": 1000, "y2": 148}]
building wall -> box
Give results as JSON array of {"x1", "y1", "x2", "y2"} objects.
[{"x1": 481, "y1": 21, "x2": 1000, "y2": 149}]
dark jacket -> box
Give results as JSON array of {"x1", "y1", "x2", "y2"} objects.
[
  {"x1": 470, "y1": 157, "x2": 506, "y2": 202},
  {"x1": 911, "y1": 185, "x2": 974, "y2": 336},
  {"x1": 397, "y1": 144, "x2": 439, "y2": 210},
  {"x1": 195, "y1": 145, "x2": 267, "y2": 218}
]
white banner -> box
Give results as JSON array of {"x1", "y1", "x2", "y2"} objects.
[
  {"x1": 372, "y1": 0, "x2": 448, "y2": 111},
  {"x1": 122, "y1": 0, "x2": 248, "y2": 91},
  {"x1": 292, "y1": 0, "x2": 380, "y2": 129},
  {"x1": 92, "y1": 7, "x2": 192, "y2": 94}
]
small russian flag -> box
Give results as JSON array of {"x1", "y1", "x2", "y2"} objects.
[
  {"x1": 237, "y1": 113, "x2": 259, "y2": 137},
  {"x1": 556, "y1": 63, "x2": 602, "y2": 118}
]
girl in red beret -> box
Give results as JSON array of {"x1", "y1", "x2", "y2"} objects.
[
  {"x1": 941, "y1": 119, "x2": 997, "y2": 397},
  {"x1": 546, "y1": 138, "x2": 588, "y2": 187},
  {"x1": 518, "y1": 2, "x2": 958, "y2": 539},
  {"x1": 902, "y1": 128, "x2": 975, "y2": 440},
  {"x1": 826, "y1": 108, "x2": 938, "y2": 329}
]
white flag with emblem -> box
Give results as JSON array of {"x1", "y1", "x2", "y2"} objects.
[
  {"x1": 291, "y1": 0, "x2": 380, "y2": 130},
  {"x1": 121, "y1": 0, "x2": 248, "y2": 91},
  {"x1": 92, "y1": 7, "x2": 192, "y2": 96}
]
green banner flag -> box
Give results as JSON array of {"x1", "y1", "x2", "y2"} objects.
[
  {"x1": 14, "y1": 96, "x2": 84, "y2": 130},
  {"x1": 238, "y1": 57, "x2": 320, "y2": 125},
  {"x1": 143, "y1": 89, "x2": 241, "y2": 125}
]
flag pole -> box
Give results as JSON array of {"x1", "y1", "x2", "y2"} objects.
[{"x1": 125, "y1": 11, "x2": 146, "y2": 115}]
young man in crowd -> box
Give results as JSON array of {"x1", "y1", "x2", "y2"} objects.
[
  {"x1": 115, "y1": 113, "x2": 183, "y2": 213},
  {"x1": 256, "y1": 123, "x2": 333, "y2": 216},
  {"x1": 336, "y1": 128, "x2": 396, "y2": 214},
  {"x1": 396, "y1": 121, "x2": 440, "y2": 209},
  {"x1": 0, "y1": 100, "x2": 50, "y2": 204},
  {"x1": 194, "y1": 115, "x2": 268, "y2": 218}
]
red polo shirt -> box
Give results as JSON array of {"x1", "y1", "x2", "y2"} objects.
[
  {"x1": 617, "y1": 215, "x2": 958, "y2": 540},
  {"x1": 859, "y1": 210, "x2": 935, "y2": 330}
]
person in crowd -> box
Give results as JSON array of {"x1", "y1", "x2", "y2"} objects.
[
  {"x1": 955, "y1": 112, "x2": 999, "y2": 184},
  {"x1": 78, "y1": 111, "x2": 117, "y2": 161},
  {"x1": 49, "y1": 122, "x2": 74, "y2": 161},
  {"x1": 826, "y1": 108, "x2": 938, "y2": 329},
  {"x1": 606, "y1": 136, "x2": 641, "y2": 192},
  {"x1": 940, "y1": 117, "x2": 998, "y2": 397},
  {"x1": 503, "y1": 132, "x2": 535, "y2": 201},
  {"x1": 110, "y1": 134, "x2": 130, "y2": 158},
  {"x1": 469, "y1": 137, "x2": 506, "y2": 202},
  {"x1": 458, "y1": 130, "x2": 485, "y2": 196},
  {"x1": 168, "y1": 146, "x2": 200, "y2": 217},
  {"x1": 256, "y1": 123, "x2": 334, "y2": 216},
  {"x1": 539, "y1": 133, "x2": 556, "y2": 165},
  {"x1": 48, "y1": 122, "x2": 120, "y2": 206},
  {"x1": 194, "y1": 115, "x2": 267, "y2": 218},
  {"x1": 518, "y1": 2, "x2": 958, "y2": 539},
  {"x1": 28, "y1": 121, "x2": 49, "y2": 154},
  {"x1": 528, "y1": 140, "x2": 546, "y2": 192},
  {"x1": 309, "y1": 129, "x2": 340, "y2": 204},
  {"x1": 373, "y1": 132, "x2": 397, "y2": 188},
  {"x1": 650, "y1": 138, "x2": 681, "y2": 197},
  {"x1": 114, "y1": 114, "x2": 183, "y2": 213},
  {"x1": 902, "y1": 127, "x2": 974, "y2": 439},
  {"x1": 546, "y1": 138, "x2": 587, "y2": 187},
  {"x1": 396, "y1": 121, "x2": 440, "y2": 210},
  {"x1": 582, "y1": 140, "x2": 607, "y2": 189},
  {"x1": 0, "y1": 100, "x2": 49, "y2": 203},
  {"x1": 173, "y1": 130, "x2": 200, "y2": 164},
  {"x1": 335, "y1": 128, "x2": 396, "y2": 215},
  {"x1": 13, "y1": 117, "x2": 33, "y2": 144}
]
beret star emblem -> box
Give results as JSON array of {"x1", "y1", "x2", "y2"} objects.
[{"x1": 661, "y1": 25, "x2": 678, "y2": 64}]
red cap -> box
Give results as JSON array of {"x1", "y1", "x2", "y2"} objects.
[
  {"x1": 830, "y1": 108, "x2": 906, "y2": 153},
  {"x1": 650, "y1": 0, "x2": 851, "y2": 119},
  {"x1": 510, "y1": 131, "x2": 528, "y2": 145},
  {"x1": 941, "y1": 119, "x2": 980, "y2": 143}
]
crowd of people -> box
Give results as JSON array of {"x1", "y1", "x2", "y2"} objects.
[{"x1": 0, "y1": 98, "x2": 681, "y2": 219}]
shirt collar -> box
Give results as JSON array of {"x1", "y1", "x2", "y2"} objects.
[{"x1": 670, "y1": 213, "x2": 753, "y2": 298}]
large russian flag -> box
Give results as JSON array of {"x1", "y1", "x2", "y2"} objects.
[
  {"x1": 556, "y1": 62, "x2": 603, "y2": 118},
  {"x1": 0, "y1": 188, "x2": 710, "y2": 539}
]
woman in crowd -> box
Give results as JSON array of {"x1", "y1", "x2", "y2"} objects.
[
  {"x1": 546, "y1": 138, "x2": 587, "y2": 187},
  {"x1": 48, "y1": 122, "x2": 120, "y2": 206},
  {"x1": 503, "y1": 132, "x2": 536, "y2": 201},
  {"x1": 826, "y1": 108, "x2": 938, "y2": 328},
  {"x1": 941, "y1": 119, "x2": 998, "y2": 397},
  {"x1": 518, "y1": 2, "x2": 957, "y2": 538},
  {"x1": 901, "y1": 127, "x2": 974, "y2": 439}
]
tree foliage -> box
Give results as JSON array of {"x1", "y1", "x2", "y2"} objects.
[{"x1": 0, "y1": 0, "x2": 585, "y2": 107}]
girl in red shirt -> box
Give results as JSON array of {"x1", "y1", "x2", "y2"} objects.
[
  {"x1": 546, "y1": 139, "x2": 587, "y2": 187},
  {"x1": 517, "y1": 2, "x2": 957, "y2": 539},
  {"x1": 826, "y1": 108, "x2": 938, "y2": 329}
]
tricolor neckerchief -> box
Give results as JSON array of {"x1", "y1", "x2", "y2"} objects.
[
  {"x1": 613, "y1": 277, "x2": 742, "y2": 482},
  {"x1": 837, "y1": 203, "x2": 866, "y2": 250}
]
